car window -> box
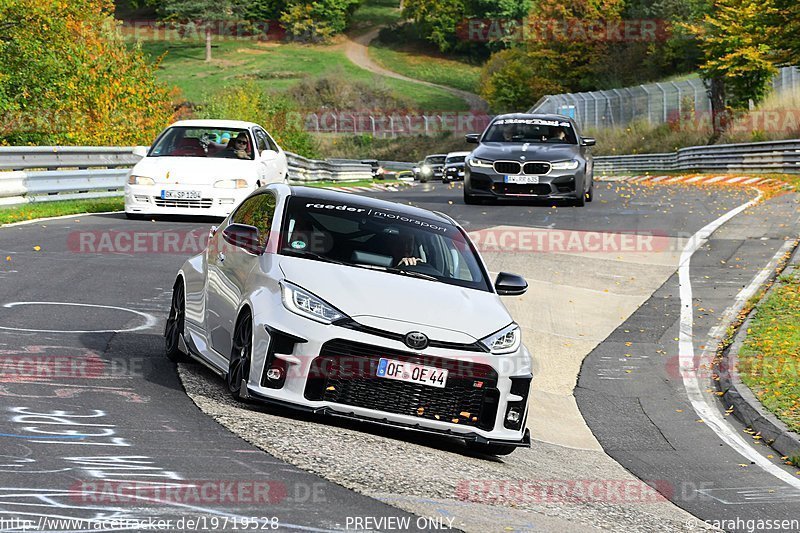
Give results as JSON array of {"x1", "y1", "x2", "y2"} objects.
[
  {"x1": 425, "y1": 156, "x2": 446, "y2": 165},
  {"x1": 279, "y1": 196, "x2": 491, "y2": 291},
  {"x1": 149, "y1": 126, "x2": 252, "y2": 158},
  {"x1": 483, "y1": 118, "x2": 578, "y2": 144},
  {"x1": 255, "y1": 128, "x2": 279, "y2": 152},
  {"x1": 446, "y1": 156, "x2": 466, "y2": 164},
  {"x1": 231, "y1": 193, "x2": 276, "y2": 248},
  {"x1": 253, "y1": 130, "x2": 268, "y2": 153}
]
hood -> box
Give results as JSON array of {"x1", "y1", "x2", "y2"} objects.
[
  {"x1": 278, "y1": 255, "x2": 511, "y2": 343},
  {"x1": 131, "y1": 156, "x2": 258, "y2": 186},
  {"x1": 474, "y1": 142, "x2": 580, "y2": 162}
]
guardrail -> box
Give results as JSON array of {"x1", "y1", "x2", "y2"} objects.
[
  {"x1": 0, "y1": 146, "x2": 377, "y2": 206},
  {"x1": 595, "y1": 139, "x2": 800, "y2": 174}
]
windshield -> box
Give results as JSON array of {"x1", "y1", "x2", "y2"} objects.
[
  {"x1": 424, "y1": 156, "x2": 446, "y2": 165},
  {"x1": 149, "y1": 126, "x2": 255, "y2": 159},
  {"x1": 279, "y1": 196, "x2": 491, "y2": 291},
  {"x1": 446, "y1": 155, "x2": 466, "y2": 164},
  {"x1": 483, "y1": 118, "x2": 578, "y2": 144}
]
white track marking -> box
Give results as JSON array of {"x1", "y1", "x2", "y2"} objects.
[
  {"x1": 679, "y1": 190, "x2": 800, "y2": 489},
  {"x1": 1, "y1": 211, "x2": 122, "y2": 228},
  {"x1": 0, "y1": 302, "x2": 157, "y2": 333}
]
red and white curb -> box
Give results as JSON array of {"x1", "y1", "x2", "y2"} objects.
[{"x1": 597, "y1": 174, "x2": 787, "y2": 188}]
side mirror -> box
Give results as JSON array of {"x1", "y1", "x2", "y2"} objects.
[
  {"x1": 581, "y1": 137, "x2": 596, "y2": 147},
  {"x1": 495, "y1": 272, "x2": 528, "y2": 296},
  {"x1": 222, "y1": 223, "x2": 263, "y2": 255},
  {"x1": 260, "y1": 149, "x2": 278, "y2": 161},
  {"x1": 132, "y1": 146, "x2": 149, "y2": 158},
  {"x1": 465, "y1": 133, "x2": 480, "y2": 144}
]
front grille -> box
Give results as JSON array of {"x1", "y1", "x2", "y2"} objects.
[
  {"x1": 522, "y1": 162, "x2": 551, "y2": 175},
  {"x1": 304, "y1": 339, "x2": 499, "y2": 430},
  {"x1": 493, "y1": 161, "x2": 521, "y2": 175},
  {"x1": 153, "y1": 197, "x2": 213, "y2": 209},
  {"x1": 493, "y1": 183, "x2": 553, "y2": 196}
]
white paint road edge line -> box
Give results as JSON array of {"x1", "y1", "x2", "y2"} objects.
[
  {"x1": 1, "y1": 211, "x2": 124, "y2": 228},
  {"x1": 0, "y1": 302, "x2": 157, "y2": 333},
  {"x1": 679, "y1": 190, "x2": 800, "y2": 489}
]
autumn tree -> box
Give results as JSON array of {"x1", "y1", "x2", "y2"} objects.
[
  {"x1": 687, "y1": 0, "x2": 780, "y2": 139},
  {"x1": 0, "y1": 0, "x2": 174, "y2": 145},
  {"x1": 157, "y1": 0, "x2": 243, "y2": 61}
]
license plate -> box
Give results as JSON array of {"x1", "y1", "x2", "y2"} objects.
[
  {"x1": 376, "y1": 358, "x2": 448, "y2": 388},
  {"x1": 505, "y1": 175, "x2": 539, "y2": 184},
  {"x1": 161, "y1": 190, "x2": 201, "y2": 200}
]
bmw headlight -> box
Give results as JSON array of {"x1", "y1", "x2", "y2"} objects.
[
  {"x1": 128, "y1": 175, "x2": 155, "y2": 185},
  {"x1": 214, "y1": 179, "x2": 249, "y2": 189},
  {"x1": 280, "y1": 281, "x2": 346, "y2": 324},
  {"x1": 550, "y1": 160, "x2": 580, "y2": 170},
  {"x1": 467, "y1": 157, "x2": 493, "y2": 168},
  {"x1": 480, "y1": 324, "x2": 521, "y2": 354}
]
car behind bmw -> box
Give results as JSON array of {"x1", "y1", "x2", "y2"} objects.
[
  {"x1": 166, "y1": 185, "x2": 532, "y2": 455},
  {"x1": 463, "y1": 114, "x2": 595, "y2": 206}
]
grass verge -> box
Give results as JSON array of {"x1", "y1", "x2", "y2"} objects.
[
  {"x1": 0, "y1": 197, "x2": 123, "y2": 225},
  {"x1": 369, "y1": 43, "x2": 482, "y2": 94},
  {"x1": 738, "y1": 270, "x2": 800, "y2": 433}
]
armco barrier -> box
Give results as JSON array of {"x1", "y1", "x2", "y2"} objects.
[
  {"x1": 595, "y1": 139, "x2": 800, "y2": 174},
  {"x1": 0, "y1": 147, "x2": 376, "y2": 206}
]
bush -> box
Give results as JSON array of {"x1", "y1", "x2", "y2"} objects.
[
  {"x1": 280, "y1": 0, "x2": 361, "y2": 42},
  {"x1": 197, "y1": 81, "x2": 319, "y2": 157},
  {"x1": 287, "y1": 72, "x2": 412, "y2": 112},
  {"x1": 0, "y1": 0, "x2": 175, "y2": 146}
]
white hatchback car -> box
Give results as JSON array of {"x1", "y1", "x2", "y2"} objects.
[
  {"x1": 165, "y1": 184, "x2": 533, "y2": 455},
  {"x1": 125, "y1": 120, "x2": 288, "y2": 218}
]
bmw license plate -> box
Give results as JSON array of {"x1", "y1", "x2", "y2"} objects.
[
  {"x1": 161, "y1": 190, "x2": 201, "y2": 200},
  {"x1": 376, "y1": 358, "x2": 448, "y2": 388},
  {"x1": 505, "y1": 175, "x2": 539, "y2": 184}
]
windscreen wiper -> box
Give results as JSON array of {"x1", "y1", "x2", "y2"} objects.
[
  {"x1": 356, "y1": 263, "x2": 438, "y2": 282},
  {"x1": 280, "y1": 248, "x2": 347, "y2": 266}
]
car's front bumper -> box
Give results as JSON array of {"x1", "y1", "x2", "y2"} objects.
[
  {"x1": 443, "y1": 167, "x2": 466, "y2": 181},
  {"x1": 125, "y1": 184, "x2": 251, "y2": 218},
  {"x1": 245, "y1": 308, "x2": 532, "y2": 446},
  {"x1": 465, "y1": 166, "x2": 585, "y2": 200}
]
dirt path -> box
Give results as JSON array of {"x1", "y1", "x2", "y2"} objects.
[{"x1": 344, "y1": 27, "x2": 489, "y2": 112}]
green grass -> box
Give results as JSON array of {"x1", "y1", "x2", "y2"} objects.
[
  {"x1": 137, "y1": 39, "x2": 468, "y2": 111},
  {"x1": 738, "y1": 271, "x2": 800, "y2": 433},
  {"x1": 369, "y1": 43, "x2": 482, "y2": 94},
  {"x1": 0, "y1": 197, "x2": 123, "y2": 225},
  {"x1": 349, "y1": 0, "x2": 403, "y2": 34}
]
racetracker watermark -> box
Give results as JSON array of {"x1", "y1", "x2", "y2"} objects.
[
  {"x1": 671, "y1": 110, "x2": 800, "y2": 134},
  {"x1": 70, "y1": 480, "x2": 297, "y2": 505},
  {"x1": 457, "y1": 18, "x2": 670, "y2": 42},
  {"x1": 466, "y1": 228, "x2": 671, "y2": 254},
  {"x1": 456, "y1": 479, "x2": 671, "y2": 504},
  {"x1": 115, "y1": 19, "x2": 286, "y2": 42}
]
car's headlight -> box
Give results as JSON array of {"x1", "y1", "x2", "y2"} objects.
[
  {"x1": 280, "y1": 281, "x2": 347, "y2": 324},
  {"x1": 467, "y1": 157, "x2": 493, "y2": 168},
  {"x1": 550, "y1": 160, "x2": 580, "y2": 170},
  {"x1": 214, "y1": 179, "x2": 249, "y2": 189},
  {"x1": 421, "y1": 165, "x2": 432, "y2": 175},
  {"x1": 480, "y1": 324, "x2": 521, "y2": 354},
  {"x1": 128, "y1": 175, "x2": 155, "y2": 185}
]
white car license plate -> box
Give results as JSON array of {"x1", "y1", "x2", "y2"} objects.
[
  {"x1": 505, "y1": 175, "x2": 539, "y2": 184},
  {"x1": 376, "y1": 358, "x2": 448, "y2": 388},
  {"x1": 161, "y1": 190, "x2": 201, "y2": 200}
]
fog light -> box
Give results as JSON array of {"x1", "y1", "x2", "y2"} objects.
[
  {"x1": 506, "y1": 407, "x2": 521, "y2": 424},
  {"x1": 266, "y1": 368, "x2": 283, "y2": 381}
]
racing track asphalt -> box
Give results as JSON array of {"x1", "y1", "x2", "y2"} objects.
[{"x1": 0, "y1": 180, "x2": 796, "y2": 532}]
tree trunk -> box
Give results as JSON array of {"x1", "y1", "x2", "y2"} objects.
[
  {"x1": 205, "y1": 25, "x2": 212, "y2": 62},
  {"x1": 706, "y1": 76, "x2": 728, "y2": 142}
]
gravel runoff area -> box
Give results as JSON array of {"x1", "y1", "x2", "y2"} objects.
[{"x1": 178, "y1": 364, "x2": 711, "y2": 532}]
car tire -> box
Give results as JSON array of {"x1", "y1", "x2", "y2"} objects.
[
  {"x1": 464, "y1": 192, "x2": 481, "y2": 205},
  {"x1": 574, "y1": 190, "x2": 586, "y2": 207},
  {"x1": 227, "y1": 311, "x2": 253, "y2": 401},
  {"x1": 165, "y1": 280, "x2": 190, "y2": 363},
  {"x1": 586, "y1": 179, "x2": 594, "y2": 203},
  {"x1": 420, "y1": 176, "x2": 428, "y2": 183},
  {"x1": 465, "y1": 441, "x2": 517, "y2": 456},
  {"x1": 125, "y1": 213, "x2": 144, "y2": 220}
]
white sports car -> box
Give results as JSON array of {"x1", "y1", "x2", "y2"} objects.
[
  {"x1": 125, "y1": 119, "x2": 288, "y2": 218},
  {"x1": 165, "y1": 184, "x2": 532, "y2": 455}
]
